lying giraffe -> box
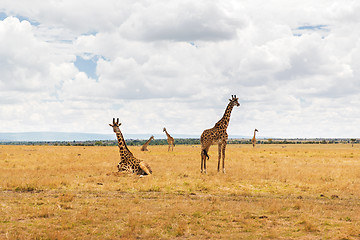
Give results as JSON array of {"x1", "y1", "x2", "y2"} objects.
[
  {"x1": 200, "y1": 95, "x2": 240, "y2": 173},
  {"x1": 141, "y1": 135, "x2": 154, "y2": 151},
  {"x1": 109, "y1": 118, "x2": 152, "y2": 175},
  {"x1": 163, "y1": 127, "x2": 175, "y2": 151}
]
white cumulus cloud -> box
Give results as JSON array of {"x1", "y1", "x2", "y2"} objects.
[{"x1": 0, "y1": 0, "x2": 360, "y2": 138}]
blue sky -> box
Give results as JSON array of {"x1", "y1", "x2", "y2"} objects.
[
  {"x1": 0, "y1": 12, "x2": 6, "y2": 20},
  {"x1": 0, "y1": 1, "x2": 360, "y2": 138},
  {"x1": 74, "y1": 56, "x2": 98, "y2": 80},
  {"x1": 296, "y1": 25, "x2": 328, "y2": 31}
]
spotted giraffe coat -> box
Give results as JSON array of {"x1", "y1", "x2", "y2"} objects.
[{"x1": 110, "y1": 118, "x2": 152, "y2": 175}]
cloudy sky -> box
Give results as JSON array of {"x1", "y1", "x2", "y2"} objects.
[{"x1": 0, "y1": 0, "x2": 359, "y2": 139}]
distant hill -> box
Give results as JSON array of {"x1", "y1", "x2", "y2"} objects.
[{"x1": 0, "y1": 132, "x2": 249, "y2": 142}]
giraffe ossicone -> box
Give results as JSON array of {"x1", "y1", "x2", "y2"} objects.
[
  {"x1": 109, "y1": 118, "x2": 152, "y2": 175},
  {"x1": 200, "y1": 95, "x2": 240, "y2": 173}
]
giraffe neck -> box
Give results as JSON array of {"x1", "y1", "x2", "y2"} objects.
[
  {"x1": 164, "y1": 130, "x2": 171, "y2": 138},
  {"x1": 114, "y1": 127, "x2": 133, "y2": 160},
  {"x1": 215, "y1": 102, "x2": 235, "y2": 129},
  {"x1": 253, "y1": 130, "x2": 257, "y2": 138},
  {"x1": 144, "y1": 137, "x2": 153, "y2": 146}
]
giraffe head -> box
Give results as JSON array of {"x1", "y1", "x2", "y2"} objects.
[
  {"x1": 150, "y1": 135, "x2": 154, "y2": 140},
  {"x1": 163, "y1": 127, "x2": 166, "y2": 132},
  {"x1": 109, "y1": 118, "x2": 121, "y2": 132},
  {"x1": 255, "y1": 129, "x2": 258, "y2": 132},
  {"x1": 229, "y1": 95, "x2": 240, "y2": 107}
]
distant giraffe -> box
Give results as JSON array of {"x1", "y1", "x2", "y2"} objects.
[
  {"x1": 163, "y1": 127, "x2": 175, "y2": 151},
  {"x1": 141, "y1": 136, "x2": 154, "y2": 151},
  {"x1": 109, "y1": 118, "x2": 152, "y2": 175},
  {"x1": 200, "y1": 95, "x2": 240, "y2": 173},
  {"x1": 251, "y1": 129, "x2": 259, "y2": 148}
]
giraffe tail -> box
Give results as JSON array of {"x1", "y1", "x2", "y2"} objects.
[
  {"x1": 202, "y1": 149, "x2": 209, "y2": 160},
  {"x1": 139, "y1": 161, "x2": 152, "y2": 175}
]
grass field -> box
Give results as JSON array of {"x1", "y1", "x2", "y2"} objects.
[{"x1": 1, "y1": 144, "x2": 360, "y2": 239}]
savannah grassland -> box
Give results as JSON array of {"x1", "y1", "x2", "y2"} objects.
[{"x1": 1, "y1": 144, "x2": 360, "y2": 240}]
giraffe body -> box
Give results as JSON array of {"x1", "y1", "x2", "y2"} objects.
[
  {"x1": 200, "y1": 95, "x2": 240, "y2": 173},
  {"x1": 109, "y1": 118, "x2": 152, "y2": 175},
  {"x1": 251, "y1": 129, "x2": 259, "y2": 148},
  {"x1": 163, "y1": 128, "x2": 175, "y2": 151},
  {"x1": 141, "y1": 136, "x2": 154, "y2": 151}
]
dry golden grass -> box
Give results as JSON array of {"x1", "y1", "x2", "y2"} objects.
[{"x1": 1, "y1": 144, "x2": 360, "y2": 239}]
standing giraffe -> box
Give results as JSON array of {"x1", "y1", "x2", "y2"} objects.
[
  {"x1": 109, "y1": 118, "x2": 152, "y2": 175},
  {"x1": 200, "y1": 95, "x2": 240, "y2": 173},
  {"x1": 141, "y1": 136, "x2": 154, "y2": 151},
  {"x1": 163, "y1": 127, "x2": 175, "y2": 151},
  {"x1": 251, "y1": 129, "x2": 259, "y2": 148}
]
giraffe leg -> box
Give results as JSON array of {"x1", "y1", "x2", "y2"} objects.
[
  {"x1": 203, "y1": 155, "x2": 207, "y2": 174},
  {"x1": 201, "y1": 152, "x2": 204, "y2": 173},
  {"x1": 118, "y1": 161, "x2": 126, "y2": 172},
  {"x1": 217, "y1": 143, "x2": 222, "y2": 172},
  {"x1": 201, "y1": 146, "x2": 210, "y2": 174},
  {"x1": 139, "y1": 162, "x2": 152, "y2": 175},
  {"x1": 222, "y1": 143, "x2": 226, "y2": 173}
]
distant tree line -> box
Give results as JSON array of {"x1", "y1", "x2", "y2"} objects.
[{"x1": 0, "y1": 138, "x2": 358, "y2": 146}]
